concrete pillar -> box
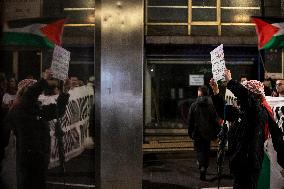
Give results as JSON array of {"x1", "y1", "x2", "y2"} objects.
[{"x1": 95, "y1": 0, "x2": 144, "y2": 189}]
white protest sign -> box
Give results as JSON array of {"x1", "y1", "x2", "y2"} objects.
[
  {"x1": 51, "y1": 45, "x2": 70, "y2": 81},
  {"x1": 210, "y1": 44, "x2": 226, "y2": 81}
]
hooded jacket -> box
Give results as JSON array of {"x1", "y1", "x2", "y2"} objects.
[{"x1": 188, "y1": 96, "x2": 220, "y2": 141}]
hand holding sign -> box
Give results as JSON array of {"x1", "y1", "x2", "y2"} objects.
[
  {"x1": 210, "y1": 44, "x2": 226, "y2": 81},
  {"x1": 51, "y1": 45, "x2": 71, "y2": 81}
]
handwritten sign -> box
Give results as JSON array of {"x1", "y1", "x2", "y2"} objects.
[
  {"x1": 51, "y1": 45, "x2": 70, "y2": 81},
  {"x1": 210, "y1": 44, "x2": 226, "y2": 81}
]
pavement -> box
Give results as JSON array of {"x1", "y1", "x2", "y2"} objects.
[{"x1": 47, "y1": 149, "x2": 233, "y2": 189}]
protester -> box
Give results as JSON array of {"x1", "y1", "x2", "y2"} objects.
[
  {"x1": 275, "y1": 79, "x2": 284, "y2": 97},
  {"x1": 70, "y1": 76, "x2": 79, "y2": 89},
  {"x1": 263, "y1": 78, "x2": 273, "y2": 96},
  {"x1": 2, "y1": 77, "x2": 17, "y2": 114},
  {"x1": 210, "y1": 69, "x2": 273, "y2": 189},
  {"x1": 188, "y1": 85, "x2": 220, "y2": 181},
  {"x1": 239, "y1": 75, "x2": 248, "y2": 84},
  {"x1": 3, "y1": 69, "x2": 69, "y2": 189},
  {"x1": 0, "y1": 73, "x2": 7, "y2": 188}
]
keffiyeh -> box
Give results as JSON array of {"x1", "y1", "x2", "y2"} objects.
[
  {"x1": 17, "y1": 79, "x2": 37, "y2": 95},
  {"x1": 241, "y1": 80, "x2": 265, "y2": 97}
]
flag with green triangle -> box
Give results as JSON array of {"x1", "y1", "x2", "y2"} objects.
[
  {"x1": 252, "y1": 16, "x2": 284, "y2": 50},
  {"x1": 1, "y1": 17, "x2": 66, "y2": 48}
]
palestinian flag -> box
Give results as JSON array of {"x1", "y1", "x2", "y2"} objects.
[
  {"x1": 252, "y1": 17, "x2": 284, "y2": 50},
  {"x1": 1, "y1": 18, "x2": 66, "y2": 48},
  {"x1": 257, "y1": 97, "x2": 284, "y2": 189}
]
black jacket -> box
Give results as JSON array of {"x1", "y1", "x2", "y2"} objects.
[
  {"x1": 218, "y1": 80, "x2": 267, "y2": 173},
  {"x1": 188, "y1": 96, "x2": 220, "y2": 141},
  {"x1": 4, "y1": 79, "x2": 69, "y2": 189}
]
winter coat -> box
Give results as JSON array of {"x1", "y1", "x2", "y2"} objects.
[
  {"x1": 188, "y1": 96, "x2": 220, "y2": 141},
  {"x1": 4, "y1": 79, "x2": 69, "y2": 189},
  {"x1": 223, "y1": 80, "x2": 267, "y2": 174}
]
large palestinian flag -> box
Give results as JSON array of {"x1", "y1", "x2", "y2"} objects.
[
  {"x1": 252, "y1": 17, "x2": 284, "y2": 50},
  {"x1": 1, "y1": 18, "x2": 66, "y2": 48},
  {"x1": 257, "y1": 97, "x2": 284, "y2": 189}
]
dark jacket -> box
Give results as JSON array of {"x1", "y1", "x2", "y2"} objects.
[
  {"x1": 4, "y1": 79, "x2": 69, "y2": 189},
  {"x1": 188, "y1": 96, "x2": 220, "y2": 141},
  {"x1": 222, "y1": 80, "x2": 266, "y2": 173}
]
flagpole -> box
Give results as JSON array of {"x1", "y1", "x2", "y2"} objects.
[
  {"x1": 282, "y1": 49, "x2": 284, "y2": 79},
  {"x1": 258, "y1": 50, "x2": 266, "y2": 81}
]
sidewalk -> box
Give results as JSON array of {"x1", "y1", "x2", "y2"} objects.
[{"x1": 47, "y1": 150, "x2": 233, "y2": 189}]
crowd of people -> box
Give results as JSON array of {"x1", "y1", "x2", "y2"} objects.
[
  {"x1": 188, "y1": 69, "x2": 284, "y2": 188},
  {"x1": 0, "y1": 70, "x2": 95, "y2": 189}
]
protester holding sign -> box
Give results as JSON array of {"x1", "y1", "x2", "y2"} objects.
[
  {"x1": 3, "y1": 69, "x2": 69, "y2": 189},
  {"x1": 210, "y1": 69, "x2": 270, "y2": 189}
]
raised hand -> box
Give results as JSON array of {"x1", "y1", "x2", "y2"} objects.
[{"x1": 210, "y1": 78, "x2": 219, "y2": 95}]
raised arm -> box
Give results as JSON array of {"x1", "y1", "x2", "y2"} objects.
[{"x1": 224, "y1": 69, "x2": 260, "y2": 113}]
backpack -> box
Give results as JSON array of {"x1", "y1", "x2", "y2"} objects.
[{"x1": 194, "y1": 98, "x2": 221, "y2": 141}]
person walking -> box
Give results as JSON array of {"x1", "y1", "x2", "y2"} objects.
[{"x1": 188, "y1": 85, "x2": 220, "y2": 181}]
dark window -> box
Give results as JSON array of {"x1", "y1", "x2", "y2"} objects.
[
  {"x1": 147, "y1": 25, "x2": 188, "y2": 35},
  {"x1": 222, "y1": 25, "x2": 256, "y2": 36},
  {"x1": 192, "y1": 8, "x2": 216, "y2": 21},
  {"x1": 221, "y1": 9, "x2": 260, "y2": 23},
  {"x1": 148, "y1": 7, "x2": 188, "y2": 23},
  {"x1": 191, "y1": 26, "x2": 218, "y2": 36},
  {"x1": 148, "y1": 0, "x2": 187, "y2": 6}
]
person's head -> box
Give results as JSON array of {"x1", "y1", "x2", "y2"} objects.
[
  {"x1": 241, "y1": 80, "x2": 265, "y2": 99},
  {"x1": 6, "y1": 77, "x2": 17, "y2": 94},
  {"x1": 197, "y1": 85, "x2": 209, "y2": 97},
  {"x1": 44, "y1": 79, "x2": 59, "y2": 96},
  {"x1": 263, "y1": 79, "x2": 271, "y2": 87},
  {"x1": 239, "y1": 75, "x2": 248, "y2": 84},
  {"x1": 8, "y1": 77, "x2": 16, "y2": 87},
  {"x1": 87, "y1": 76, "x2": 95, "y2": 87},
  {"x1": 276, "y1": 79, "x2": 284, "y2": 96},
  {"x1": 70, "y1": 76, "x2": 79, "y2": 89}
]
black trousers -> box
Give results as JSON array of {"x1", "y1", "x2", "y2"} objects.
[
  {"x1": 194, "y1": 138, "x2": 211, "y2": 169},
  {"x1": 233, "y1": 172, "x2": 260, "y2": 189}
]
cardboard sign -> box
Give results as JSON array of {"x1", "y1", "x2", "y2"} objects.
[
  {"x1": 210, "y1": 44, "x2": 226, "y2": 81},
  {"x1": 51, "y1": 45, "x2": 70, "y2": 81}
]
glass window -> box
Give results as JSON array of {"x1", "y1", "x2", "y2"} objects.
[
  {"x1": 221, "y1": 9, "x2": 260, "y2": 23},
  {"x1": 148, "y1": 7, "x2": 188, "y2": 23},
  {"x1": 64, "y1": 10, "x2": 95, "y2": 24},
  {"x1": 191, "y1": 26, "x2": 218, "y2": 36},
  {"x1": 148, "y1": 0, "x2": 188, "y2": 6},
  {"x1": 265, "y1": 49, "x2": 282, "y2": 73},
  {"x1": 63, "y1": 0, "x2": 95, "y2": 7},
  {"x1": 192, "y1": 8, "x2": 216, "y2": 21},
  {"x1": 192, "y1": 0, "x2": 216, "y2": 6},
  {"x1": 221, "y1": 25, "x2": 256, "y2": 36},
  {"x1": 147, "y1": 25, "x2": 188, "y2": 35},
  {"x1": 221, "y1": 0, "x2": 260, "y2": 7}
]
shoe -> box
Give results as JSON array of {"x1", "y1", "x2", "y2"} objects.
[
  {"x1": 200, "y1": 167, "x2": 206, "y2": 181},
  {"x1": 200, "y1": 172, "x2": 206, "y2": 181}
]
